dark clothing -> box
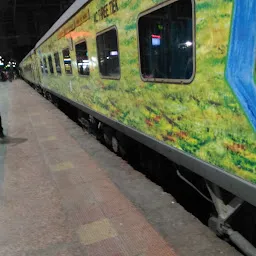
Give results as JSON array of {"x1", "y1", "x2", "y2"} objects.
[
  {"x1": 8, "y1": 66, "x2": 14, "y2": 81},
  {"x1": 8, "y1": 71, "x2": 14, "y2": 81},
  {"x1": 0, "y1": 114, "x2": 3, "y2": 137},
  {"x1": 1, "y1": 71, "x2": 7, "y2": 81}
]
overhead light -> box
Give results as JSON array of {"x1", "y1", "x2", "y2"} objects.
[
  {"x1": 185, "y1": 41, "x2": 193, "y2": 47},
  {"x1": 110, "y1": 51, "x2": 118, "y2": 56}
]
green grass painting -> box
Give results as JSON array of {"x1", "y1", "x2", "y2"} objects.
[{"x1": 22, "y1": 0, "x2": 256, "y2": 183}]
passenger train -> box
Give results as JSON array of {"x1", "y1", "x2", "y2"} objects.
[{"x1": 20, "y1": 0, "x2": 256, "y2": 253}]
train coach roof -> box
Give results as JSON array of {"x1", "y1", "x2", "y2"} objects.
[
  {"x1": 36, "y1": 0, "x2": 89, "y2": 49},
  {"x1": 22, "y1": 49, "x2": 34, "y2": 63},
  {"x1": 22, "y1": 0, "x2": 89, "y2": 61}
]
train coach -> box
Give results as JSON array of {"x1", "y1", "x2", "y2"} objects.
[{"x1": 20, "y1": 0, "x2": 256, "y2": 252}]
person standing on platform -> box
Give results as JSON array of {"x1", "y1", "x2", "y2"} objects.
[
  {"x1": 0, "y1": 114, "x2": 4, "y2": 138},
  {"x1": 8, "y1": 65, "x2": 14, "y2": 82}
]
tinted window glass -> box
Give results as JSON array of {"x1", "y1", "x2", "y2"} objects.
[
  {"x1": 62, "y1": 48, "x2": 72, "y2": 74},
  {"x1": 76, "y1": 41, "x2": 90, "y2": 76},
  {"x1": 54, "y1": 52, "x2": 62, "y2": 74},
  {"x1": 40, "y1": 60, "x2": 44, "y2": 73},
  {"x1": 48, "y1": 55, "x2": 54, "y2": 74},
  {"x1": 96, "y1": 28, "x2": 120, "y2": 78},
  {"x1": 43, "y1": 57, "x2": 48, "y2": 73},
  {"x1": 138, "y1": 0, "x2": 193, "y2": 81}
]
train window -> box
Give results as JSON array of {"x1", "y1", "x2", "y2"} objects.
[
  {"x1": 96, "y1": 27, "x2": 120, "y2": 79},
  {"x1": 40, "y1": 60, "x2": 44, "y2": 74},
  {"x1": 62, "y1": 48, "x2": 72, "y2": 74},
  {"x1": 48, "y1": 55, "x2": 54, "y2": 74},
  {"x1": 138, "y1": 0, "x2": 194, "y2": 83},
  {"x1": 75, "y1": 41, "x2": 90, "y2": 76},
  {"x1": 54, "y1": 52, "x2": 62, "y2": 74},
  {"x1": 43, "y1": 57, "x2": 48, "y2": 74}
]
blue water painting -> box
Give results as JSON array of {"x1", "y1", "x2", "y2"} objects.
[{"x1": 226, "y1": 0, "x2": 256, "y2": 131}]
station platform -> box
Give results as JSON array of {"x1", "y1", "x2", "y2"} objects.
[
  {"x1": 0, "y1": 80, "x2": 241, "y2": 256},
  {"x1": 0, "y1": 80, "x2": 175, "y2": 255}
]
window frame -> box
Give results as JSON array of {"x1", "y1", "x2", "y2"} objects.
[
  {"x1": 48, "y1": 54, "x2": 54, "y2": 74},
  {"x1": 137, "y1": 0, "x2": 196, "y2": 85},
  {"x1": 54, "y1": 52, "x2": 62, "y2": 75},
  {"x1": 75, "y1": 40, "x2": 90, "y2": 77},
  {"x1": 62, "y1": 48, "x2": 73, "y2": 75},
  {"x1": 96, "y1": 26, "x2": 121, "y2": 80}
]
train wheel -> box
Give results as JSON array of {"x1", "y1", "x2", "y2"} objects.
[
  {"x1": 103, "y1": 133, "x2": 112, "y2": 147},
  {"x1": 48, "y1": 93, "x2": 53, "y2": 103},
  {"x1": 112, "y1": 135, "x2": 119, "y2": 154},
  {"x1": 116, "y1": 132, "x2": 129, "y2": 159},
  {"x1": 95, "y1": 122, "x2": 104, "y2": 142},
  {"x1": 53, "y1": 97, "x2": 59, "y2": 108},
  {"x1": 103, "y1": 126, "x2": 113, "y2": 148},
  {"x1": 119, "y1": 143, "x2": 127, "y2": 159}
]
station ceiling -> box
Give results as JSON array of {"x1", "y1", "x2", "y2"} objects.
[{"x1": 0, "y1": 0, "x2": 75, "y2": 61}]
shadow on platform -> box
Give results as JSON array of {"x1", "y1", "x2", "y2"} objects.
[{"x1": 0, "y1": 136, "x2": 27, "y2": 145}]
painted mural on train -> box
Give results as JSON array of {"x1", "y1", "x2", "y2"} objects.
[{"x1": 22, "y1": 0, "x2": 256, "y2": 183}]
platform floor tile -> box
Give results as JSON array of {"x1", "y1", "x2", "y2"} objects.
[
  {"x1": 77, "y1": 218, "x2": 118, "y2": 246},
  {"x1": 0, "y1": 80, "x2": 177, "y2": 256}
]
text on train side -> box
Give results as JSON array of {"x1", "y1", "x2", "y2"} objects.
[{"x1": 94, "y1": 0, "x2": 119, "y2": 23}]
